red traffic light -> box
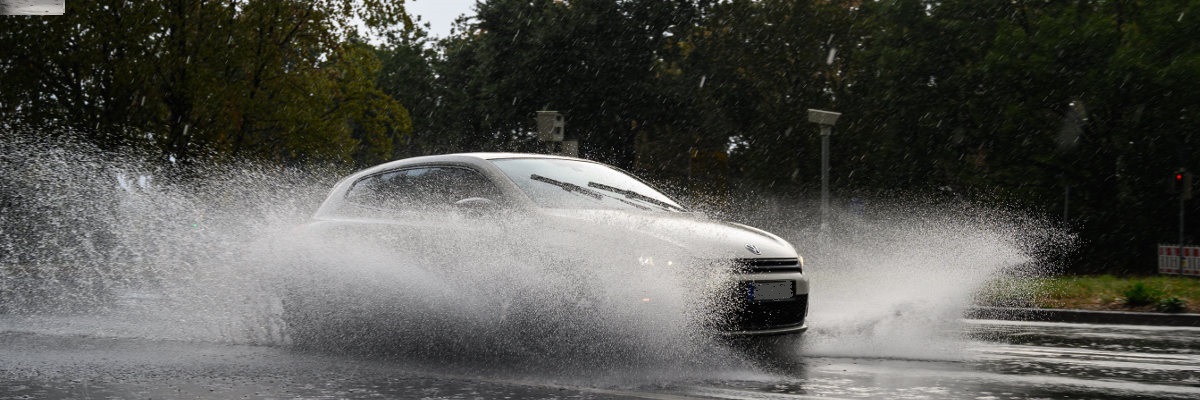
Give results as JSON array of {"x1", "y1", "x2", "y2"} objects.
[{"x1": 1178, "y1": 173, "x2": 1185, "y2": 181}]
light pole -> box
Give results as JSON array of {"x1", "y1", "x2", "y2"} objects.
[
  {"x1": 808, "y1": 109, "x2": 841, "y2": 230},
  {"x1": 1175, "y1": 169, "x2": 1193, "y2": 245}
]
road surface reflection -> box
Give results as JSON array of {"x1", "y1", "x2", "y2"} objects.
[{"x1": 1, "y1": 318, "x2": 1197, "y2": 399}]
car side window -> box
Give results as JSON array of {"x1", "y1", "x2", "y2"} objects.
[{"x1": 345, "y1": 166, "x2": 501, "y2": 211}]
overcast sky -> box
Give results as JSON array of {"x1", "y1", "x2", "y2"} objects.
[{"x1": 407, "y1": 0, "x2": 477, "y2": 38}]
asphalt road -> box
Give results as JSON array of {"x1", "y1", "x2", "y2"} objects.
[{"x1": 1, "y1": 317, "x2": 1198, "y2": 399}]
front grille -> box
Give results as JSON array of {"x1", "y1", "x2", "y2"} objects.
[
  {"x1": 730, "y1": 258, "x2": 802, "y2": 273},
  {"x1": 697, "y1": 257, "x2": 806, "y2": 332}
]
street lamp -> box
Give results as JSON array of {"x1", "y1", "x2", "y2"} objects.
[{"x1": 808, "y1": 109, "x2": 841, "y2": 230}]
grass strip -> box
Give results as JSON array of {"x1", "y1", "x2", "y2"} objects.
[{"x1": 1029, "y1": 275, "x2": 1199, "y2": 313}]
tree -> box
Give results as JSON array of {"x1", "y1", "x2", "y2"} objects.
[
  {"x1": 411, "y1": 0, "x2": 702, "y2": 167},
  {"x1": 645, "y1": 0, "x2": 856, "y2": 197},
  {"x1": 376, "y1": 24, "x2": 434, "y2": 157},
  {"x1": 0, "y1": 0, "x2": 413, "y2": 165},
  {"x1": 836, "y1": 0, "x2": 1200, "y2": 273}
]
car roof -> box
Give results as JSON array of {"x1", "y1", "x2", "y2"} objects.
[
  {"x1": 317, "y1": 153, "x2": 610, "y2": 217},
  {"x1": 446, "y1": 152, "x2": 580, "y2": 161},
  {"x1": 345, "y1": 153, "x2": 596, "y2": 180}
]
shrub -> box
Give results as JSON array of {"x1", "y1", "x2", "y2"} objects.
[
  {"x1": 1156, "y1": 297, "x2": 1187, "y2": 313},
  {"x1": 1122, "y1": 282, "x2": 1163, "y2": 307}
]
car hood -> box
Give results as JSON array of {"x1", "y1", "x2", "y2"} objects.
[{"x1": 534, "y1": 209, "x2": 797, "y2": 260}]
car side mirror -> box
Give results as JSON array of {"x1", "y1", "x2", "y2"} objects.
[{"x1": 453, "y1": 197, "x2": 501, "y2": 217}]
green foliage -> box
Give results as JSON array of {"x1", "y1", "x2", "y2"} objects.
[
  {"x1": 1026, "y1": 275, "x2": 1197, "y2": 312},
  {"x1": 661, "y1": 0, "x2": 855, "y2": 190},
  {"x1": 1122, "y1": 282, "x2": 1163, "y2": 307},
  {"x1": 390, "y1": 0, "x2": 703, "y2": 166},
  {"x1": 1156, "y1": 297, "x2": 1187, "y2": 313},
  {"x1": 0, "y1": 0, "x2": 413, "y2": 166},
  {"x1": 375, "y1": 25, "x2": 440, "y2": 159}
]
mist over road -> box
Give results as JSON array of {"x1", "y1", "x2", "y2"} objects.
[{"x1": 2, "y1": 317, "x2": 1197, "y2": 399}]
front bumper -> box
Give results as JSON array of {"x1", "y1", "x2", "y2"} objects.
[
  {"x1": 712, "y1": 267, "x2": 809, "y2": 335},
  {"x1": 715, "y1": 292, "x2": 809, "y2": 335},
  {"x1": 718, "y1": 322, "x2": 809, "y2": 337}
]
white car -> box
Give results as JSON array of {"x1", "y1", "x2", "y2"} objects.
[{"x1": 290, "y1": 153, "x2": 808, "y2": 339}]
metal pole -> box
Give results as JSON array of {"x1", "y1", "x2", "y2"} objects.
[
  {"x1": 807, "y1": 109, "x2": 840, "y2": 232},
  {"x1": 820, "y1": 125, "x2": 831, "y2": 230},
  {"x1": 1181, "y1": 195, "x2": 1186, "y2": 245}
]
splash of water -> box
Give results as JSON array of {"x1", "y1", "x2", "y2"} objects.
[
  {"x1": 0, "y1": 127, "x2": 1070, "y2": 379},
  {"x1": 746, "y1": 199, "x2": 1069, "y2": 360},
  {"x1": 0, "y1": 129, "x2": 746, "y2": 378},
  {"x1": 264, "y1": 213, "x2": 743, "y2": 373},
  {"x1": 0, "y1": 130, "x2": 338, "y2": 342}
]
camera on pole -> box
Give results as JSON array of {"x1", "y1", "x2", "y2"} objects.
[
  {"x1": 536, "y1": 111, "x2": 576, "y2": 157},
  {"x1": 536, "y1": 111, "x2": 565, "y2": 142}
]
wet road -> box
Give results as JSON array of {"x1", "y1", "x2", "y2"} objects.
[{"x1": 1, "y1": 319, "x2": 1197, "y2": 399}]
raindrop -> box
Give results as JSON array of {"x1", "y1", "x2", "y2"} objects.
[
  {"x1": 699, "y1": 75, "x2": 706, "y2": 88},
  {"x1": 826, "y1": 48, "x2": 837, "y2": 65}
]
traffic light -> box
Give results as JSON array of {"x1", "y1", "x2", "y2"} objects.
[{"x1": 1172, "y1": 169, "x2": 1194, "y2": 200}]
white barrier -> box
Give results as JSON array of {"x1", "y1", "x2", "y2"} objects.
[{"x1": 1158, "y1": 244, "x2": 1200, "y2": 276}]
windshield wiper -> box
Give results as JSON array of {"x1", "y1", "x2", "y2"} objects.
[
  {"x1": 587, "y1": 182, "x2": 684, "y2": 211},
  {"x1": 530, "y1": 174, "x2": 602, "y2": 200}
]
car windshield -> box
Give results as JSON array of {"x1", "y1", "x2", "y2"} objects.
[{"x1": 490, "y1": 158, "x2": 684, "y2": 212}]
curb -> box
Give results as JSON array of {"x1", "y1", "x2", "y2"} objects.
[{"x1": 966, "y1": 306, "x2": 1200, "y2": 327}]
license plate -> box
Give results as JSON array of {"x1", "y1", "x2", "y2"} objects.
[{"x1": 747, "y1": 281, "x2": 793, "y2": 301}]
